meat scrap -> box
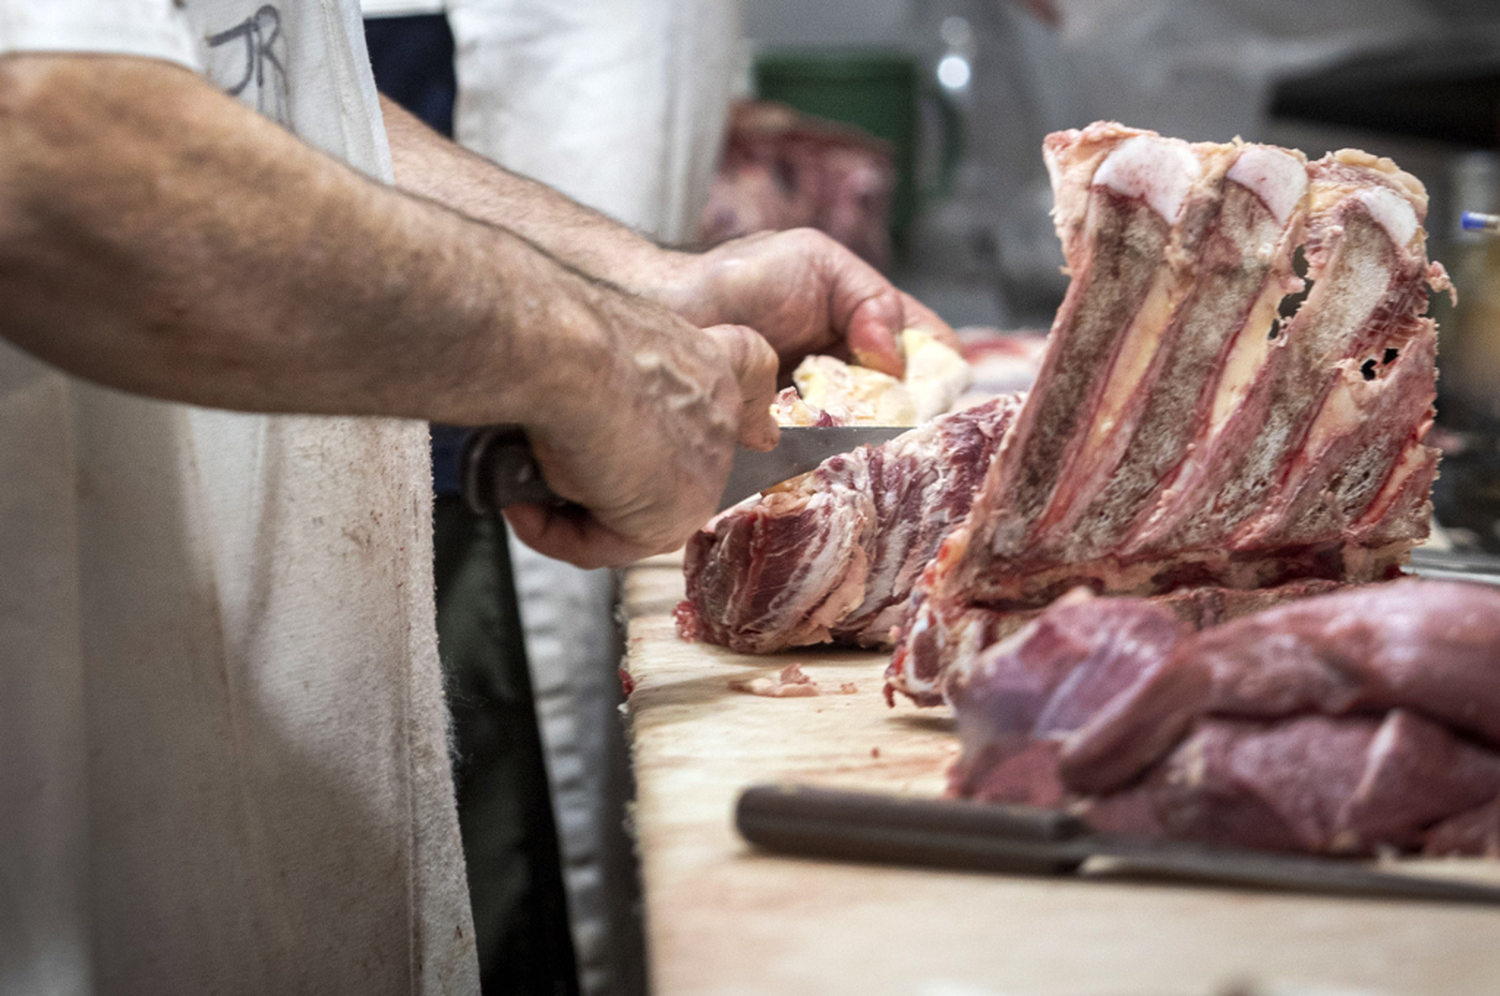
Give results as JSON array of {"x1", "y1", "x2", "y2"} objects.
[
  {"x1": 946, "y1": 579, "x2": 1500, "y2": 856},
  {"x1": 728, "y1": 662, "x2": 857, "y2": 698},
  {"x1": 677, "y1": 396, "x2": 1020, "y2": 653},
  {"x1": 888, "y1": 122, "x2": 1452, "y2": 705}
]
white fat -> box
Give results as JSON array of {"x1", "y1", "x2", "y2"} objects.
[
  {"x1": 1226, "y1": 146, "x2": 1307, "y2": 226},
  {"x1": 1207, "y1": 281, "x2": 1284, "y2": 432},
  {"x1": 1301, "y1": 363, "x2": 1368, "y2": 460},
  {"x1": 901, "y1": 329, "x2": 973, "y2": 421},
  {"x1": 1092, "y1": 135, "x2": 1202, "y2": 222},
  {"x1": 793, "y1": 354, "x2": 916, "y2": 425},
  {"x1": 1355, "y1": 186, "x2": 1419, "y2": 248}
]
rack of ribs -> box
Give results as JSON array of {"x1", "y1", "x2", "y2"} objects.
[{"x1": 887, "y1": 121, "x2": 1452, "y2": 706}]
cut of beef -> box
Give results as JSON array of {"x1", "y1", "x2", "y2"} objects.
[
  {"x1": 945, "y1": 579, "x2": 1500, "y2": 856},
  {"x1": 698, "y1": 100, "x2": 897, "y2": 270},
  {"x1": 676, "y1": 396, "x2": 1019, "y2": 653},
  {"x1": 887, "y1": 122, "x2": 1451, "y2": 704},
  {"x1": 1425, "y1": 798, "x2": 1500, "y2": 857},
  {"x1": 941, "y1": 590, "x2": 1206, "y2": 805},
  {"x1": 1084, "y1": 710, "x2": 1500, "y2": 855},
  {"x1": 1186, "y1": 578, "x2": 1500, "y2": 744}
]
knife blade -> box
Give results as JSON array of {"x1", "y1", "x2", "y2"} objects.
[
  {"x1": 461, "y1": 424, "x2": 911, "y2": 516},
  {"x1": 1408, "y1": 546, "x2": 1500, "y2": 588},
  {"x1": 716, "y1": 425, "x2": 910, "y2": 511},
  {"x1": 735, "y1": 783, "x2": 1500, "y2": 905}
]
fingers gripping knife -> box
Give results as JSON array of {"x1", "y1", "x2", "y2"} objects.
[
  {"x1": 461, "y1": 424, "x2": 910, "y2": 515},
  {"x1": 461, "y1": 425, "x2": 565, "y2": 513}
]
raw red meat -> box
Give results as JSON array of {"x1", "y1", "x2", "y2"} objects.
[
  {"x1": 887, "y1": 122, "x2": 1452, "y2": 704},
  {"x1": 1425, "y1": 798, "x2": 1500, "y2": 857},
  {"x1": 945, "y1": 579, "x2": 1500, "y2": 856},
  {"x1": 676, "y1": 397, "x2": 1019, "y2": 653},
  {"x1": 698, "y1": 101, "x2": 896, "y2": 270},
  {"x1": 1186, "y1": 579, "x2": 1500, "y2": 743},
  {"x1": 1086, "y1": 711, "x2": 1500, "y2": 855},
  {"x1": 942, "y1": 590, "x2": 1206, "y2": 805}
]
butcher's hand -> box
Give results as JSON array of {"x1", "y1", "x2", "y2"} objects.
[
  {"x1": 650, "y1": 228, "x2": 957, "y2": 379},
  {"x1": 504, "y1": 304, "x2": 779, "y2": 570}
]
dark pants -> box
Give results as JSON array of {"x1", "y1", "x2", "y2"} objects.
[
  {"x1": 432, "y1": 496, "x2": 579, "y2": 996},
  {"x1": 363, "y1": 13, "x2": 456, "y2": 137}
]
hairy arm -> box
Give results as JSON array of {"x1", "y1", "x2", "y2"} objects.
[
  {"x1": 0, "y1": 53, "x2": 776, "y2": 566},
  {"x1": 380, "y1": 94, "x2": 671, "y2": 303},
  {"x1": 379, "y1": 95, "x2": 956, "y2": 378}
]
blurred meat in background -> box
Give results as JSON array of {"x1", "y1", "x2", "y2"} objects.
[
  {"x1": 697, "y1": 100, "x2": 897, "y2": 271},
  {"x1": 951, "y1": 327, "x2": 1047, "y2": 404}
]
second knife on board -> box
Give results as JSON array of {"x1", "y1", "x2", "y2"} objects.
[{"x1": 735, "y1": 783, "x2": 1500, "y2": 905}]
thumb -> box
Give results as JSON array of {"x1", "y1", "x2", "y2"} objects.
[
  {"x1": 844, "y1": 287, "x2": 908, "y2": 379},
  {"x1": 703, "y1": 323, "x2": 781, "y2": 452},
  {"x1": 846, "y1": 289, "x2": 962, "y2": 375}
]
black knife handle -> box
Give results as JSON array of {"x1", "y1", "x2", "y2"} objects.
[
  {"x1": 461, "y1": 425, "x2": 576, "y2": 514},
  {"x1": 736, "y1": 783, "x2": 1091, "y2": 875},
  {"x1": 736, "y1": 785, "x2": 1500, "y2": 904}
]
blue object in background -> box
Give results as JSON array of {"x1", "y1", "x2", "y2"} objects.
[{"x1": 1462, "y1": 210, "x2": 1500, "y2": 234}]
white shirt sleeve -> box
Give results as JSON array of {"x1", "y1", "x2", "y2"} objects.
[
  {"x1": 360, "y1": 0, "x2": 446, "y2": 16},
  {"x1": 0, "y1": 1, "x2": 200, "y2": 70}
]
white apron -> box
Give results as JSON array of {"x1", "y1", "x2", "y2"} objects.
[{"x1": 0, "y1": 4, "x2": 477, "y2": 994}]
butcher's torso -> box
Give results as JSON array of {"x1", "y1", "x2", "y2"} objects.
[{"x1": 0, "y1": 3, "x2": 476, "y2": 994}]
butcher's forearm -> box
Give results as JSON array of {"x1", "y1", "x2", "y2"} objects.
[
  {"x1": 379, "y1": 94, "x2": 696, "y2": 304},
  {"x1": 377, "y1": 96, "x2": 947, "y2": 380},
  {"x1": 0, "y1": 53, "x2": 632, "y2": 426}
]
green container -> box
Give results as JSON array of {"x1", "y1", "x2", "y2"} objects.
[{"x1": 754, "y1": 49, "x2": 927, "y2": 248}]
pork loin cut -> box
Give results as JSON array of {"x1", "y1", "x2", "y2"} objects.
[
  {"x1": 945, "y1": 579, "x2": 1500, "y2": 856},
  {"x1": 887, "y1": 122, "x2": 1451, "y2": 705},
  {"x1": 676, "y1": 397, "x2": 1019, "y2": 653}
]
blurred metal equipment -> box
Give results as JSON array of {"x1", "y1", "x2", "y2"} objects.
[
  {"x1": 899, "y1": 0, "x2": 1073, "y2": 329},
  {"x1": 1444, "y1": 153, "x2": 1500, "y2": 426},
  {"x1": 1428, "y1": 151, "x2": 1500, "y2": 552}
]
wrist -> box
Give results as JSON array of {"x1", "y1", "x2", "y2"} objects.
[
  {"x1": 503, "y1": 277, "x2": 619, "y2": 432},
  {"x1": 615, "y1": 244, "x2": 708, "y2": 321},
  {"x1": 417, "y1": 236, "x2": 605, "y2": 427}
]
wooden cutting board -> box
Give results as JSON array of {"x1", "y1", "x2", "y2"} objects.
[{"x1": 622, "y1": 556, "x2": 1500, "y2": 996}]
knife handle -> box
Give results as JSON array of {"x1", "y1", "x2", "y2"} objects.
[
  {"x1": 461, "y1": 425, "x2": 576, "y2": 514},
  {"x1": 736, "y1": 783, "x2": 1091, "y2": 875}
]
